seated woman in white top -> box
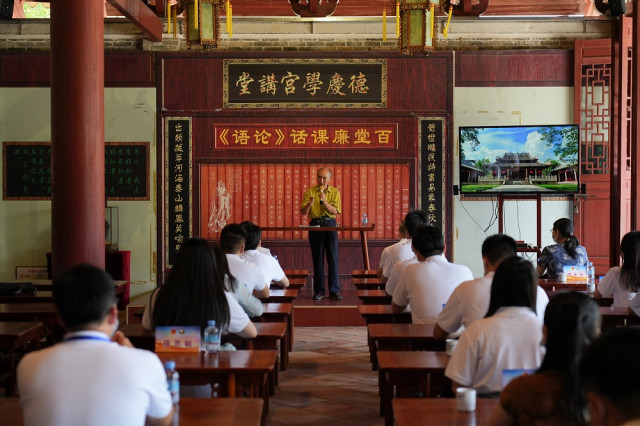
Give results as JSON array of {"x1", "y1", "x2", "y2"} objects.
[
  {"x1": 142, "y1": 238, "x2": 257, "y2": 339},
  {"x1": 594, "y1": 231, "x2": 640, "y2": 307},
  {"x1": 445, "y1": 256, "x2": 544, "y2": 395}
]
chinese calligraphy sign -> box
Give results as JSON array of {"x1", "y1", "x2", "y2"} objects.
[
  {"x1": 419, "y1": 118, "x2": 446, "y2": 232},
  {"x1": 214, "y1": 124, "x2": 397, "y2": 150},
  {"x1": 165, "y1": 117, "x2": 193, "y2": 268},
  {"x1": 223, "y1": 59, "x2": 387, "y2": 108}
]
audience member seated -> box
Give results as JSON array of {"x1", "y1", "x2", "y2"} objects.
[
  {"x1": 377, "y1": 219, "x2": 408, "y2": 279},
  {"x1": 537, "y1": 218, "x2": 589, "y2": 279},
  {"x1": 488, "y1": 292, "x2": 600, "y2": 425},
  {"x1": 594, "y1": 231, "x2": 640, "y2": 307},
  {"x1": 445, "y1": 256, "x2": 544, "y2": 395},
  {"x1": 434, "y1": 234, "x2": 549, "y2": 340},
  {"x1": 18, "y1": 264, "x2": 175, "y2": 426},
  {"x1": 219, "y1": 223, "x2": 270, "y2": 298},
  {"x1": 142, "y1": 238, "x2": 257, "y2": 339},
  {"x1": 240, "y1": 221, "x2": 290, "y2": 288},
  {"x1": 391, "y1": 225, "x2": 473, "y2": 324},
  {"x1": 580, "y1": 327, "x2": 640, "y2": 426},
  {"x1": 380, "y1": 210, "x2": 428, "y2": 283},
  {"x1": 214, "y1": 245, "x2": 263, "y2": 318}
]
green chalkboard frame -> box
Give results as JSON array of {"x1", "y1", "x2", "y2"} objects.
[{"x1": 2, "y1": 141, "x2": 150, "y2": 201}]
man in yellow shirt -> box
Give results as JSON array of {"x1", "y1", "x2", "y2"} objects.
[{"x1": 300, "y1": 167, "x2": 342, "y2": 300}]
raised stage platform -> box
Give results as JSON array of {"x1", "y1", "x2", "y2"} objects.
[{"x1": 293, "y1": 277, "x2": 367, "y2": 327}]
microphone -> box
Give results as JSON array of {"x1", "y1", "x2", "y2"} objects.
[{"x1": 319, "y1": 188, "x2": 324, "y2": 205}]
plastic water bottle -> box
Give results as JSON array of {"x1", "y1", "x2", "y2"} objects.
[
  {"x1": 165, "y1": 360, "x2": 180, "y2": 405},
  {"x1": 587, "y1": 262, "x2": 595, "y2": 293},
  {"x1": 362, "y1": 213, "x2": 368, "y2": 226},
  {"x1": 204, "y1": 320, "x2": 221, "y2": 353}
]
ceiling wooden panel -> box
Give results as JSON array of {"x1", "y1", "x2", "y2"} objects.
[{"x1": 228, "y1": 0, "x2": 591, "y2": 17}]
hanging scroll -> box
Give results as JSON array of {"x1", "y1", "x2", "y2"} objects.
[
  {"x1": 165, "y1": 117, "x2": 193, "y2": 268},
  {"x1": 419, "y1": 117, "x2": 446, "y2": 232}
]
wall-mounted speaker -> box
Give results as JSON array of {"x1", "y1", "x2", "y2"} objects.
[
  {"x1": 609, "y1": 0, "x2": 627, "y2": 16},
  {"x1": 0, "y1": 0, "x2": 14, "y2": 20}
]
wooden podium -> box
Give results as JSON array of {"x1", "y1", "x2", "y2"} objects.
[{"x1": 261, "y1": 224, "x2": 376, "y2": 270}]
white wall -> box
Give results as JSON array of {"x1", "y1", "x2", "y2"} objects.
[
  {"x1": 452, "y1": 87, "x2": 575, "y2": 276},
  {"x1": 0, "y1": 88, "x2": 157, "y2": 298}
]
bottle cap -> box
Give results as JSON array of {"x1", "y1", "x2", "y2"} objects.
[
  {"x1": 165, "y1": 360, "x2": 176, "y2": 370},
  {"x1": 208, "y1": 320, "x2": 216, "y2": 326}
]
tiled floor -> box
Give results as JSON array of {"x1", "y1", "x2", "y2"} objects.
[{"x1": 268, "y1": 326, "x2": 384, "y2": 426}]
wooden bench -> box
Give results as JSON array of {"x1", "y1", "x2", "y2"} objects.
[
  {"x1": 358, "y1": 289, "x2": 392, "y2": 305},
  {"x1": 377, "y1": 351, "x2": 451, "y2": 426}
]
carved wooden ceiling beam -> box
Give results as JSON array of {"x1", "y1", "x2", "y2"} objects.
[
  {"x1": 442, "y1": 0, "x2": 489, "y2": 16},
  {"x1": 289, "y1": 0, "x2": 340, "y2": 17}
]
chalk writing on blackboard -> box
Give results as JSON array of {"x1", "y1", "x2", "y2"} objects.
[{"x1": 2, "y1": 142, "x2": 149, "y2": 201}]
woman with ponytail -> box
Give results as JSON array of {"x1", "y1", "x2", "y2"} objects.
[
  {"x1": 594, "y1": 231, "x2": 640, "y2": 307},
  {"x1": 537, "y1": 218, "x2": 589, "y2": 279},
  {"x1": 488, "y1": 292, "x2": 600, "y2": 425}
]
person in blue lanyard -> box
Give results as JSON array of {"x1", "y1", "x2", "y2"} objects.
[{"x1": 17, "y1": 264, "x2": 175, "y2": 426}]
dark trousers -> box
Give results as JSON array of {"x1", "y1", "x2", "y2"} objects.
[{"x1": 309, "y1": 217, "x2": 340, "y2": 295}]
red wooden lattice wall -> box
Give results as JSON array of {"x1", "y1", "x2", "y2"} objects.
[{"x1": 200, "y1": 163, "x2": 411, "y2": 241}]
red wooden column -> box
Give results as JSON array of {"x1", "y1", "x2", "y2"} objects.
[{"x1": 50, "y1": 0, "x2": 105, "y2": 277}]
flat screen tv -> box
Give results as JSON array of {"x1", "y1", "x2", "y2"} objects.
[{"x1": 459, "y1": 125, "x2": 580, "y2": 195}]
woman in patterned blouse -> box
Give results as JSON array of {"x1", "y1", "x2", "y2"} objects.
[{"x1": 537, "y1": 218, "x2": 589, "y2": 279}]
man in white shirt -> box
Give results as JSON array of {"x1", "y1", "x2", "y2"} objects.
[
  {"x1": 18, "y1": 264, "x2": 174, "y2": 426},
  {"x1": 434, "y1": 234, "x2": 549, "y2": 340},
  {"x1": 391, "y1": 225, "x2": 473, "y2": 324},
  {"x1": 240, "y1": 221, "x2": 289, "y2": 288},
  {"x1": 219, "y1": 223, "x2": 270, "y2": 298},
  {"x1": 380, "y1": 210, "x2": 429, "y2": 282},
  {"x1": 377, "y1": 220, "x2": 407, "y2": 279}
]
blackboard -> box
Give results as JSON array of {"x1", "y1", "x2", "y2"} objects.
[{"x1": 2, "y1": 142, "x2": 150, "y2": 200}]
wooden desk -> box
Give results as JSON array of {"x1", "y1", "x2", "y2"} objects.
[
  {"x1": 283, "y1": 269, "x2": 309, "y2": 279},
  {"x1": 539, "y1": 279, "x2": 587, "y2": 292},
  {"x1": 351, "y1": 269, "x2": 379, "y2": 278},
  {"x1": 258, "y1": 289, "x2": 299, "y2": 304},
  {"x1": 377, "y1": 351, "x2": 451, "y2": 426},
  {"x1": 253, "y1": 303, "x2": 294, "y2": 368},
  {"x1": 0, "y1": 303, "x2": 62, "y2": 344},
  {"x1": 11, "y1": 279, "x2": 129, "y2": 309},
  {"x1": 353, "y1": 277, "x2": 386, "y2": 291},
  {"x1": 120, "y1": 323, "x2": 287, "y2": 389},
  {"x1": 0, "y1": 292, "x2": 53, "y2": 303},
  {"x1": 358, "y1": 305, "x2": 412, "y2": 325},
  {"x1": 262, "y1": 224, "x2": 376, "y2": 270},
  {"x1": 393, "y1": 398, "x2": 499, "y2": 426},
  {"x1": 599, "y1": 306, "x2": 640, "y2": 332},
  {"x1": 0, "y1": 322, "x2": 43, "y2": 396},
  {"x1": 156, "y1": 350, "x2": 276, "y2": 419},
  {"x1": 358, "y1": 289, "x2": 392, "y2": 305},
  {"x1": 0, "y1": 397, "x2": 265, "y2": 426},
  {"x1": 287, "y1": 277, "x2": 306, "y2": 290},
  {"x1": 368, "y1": 323, "x2": 445, "y2": 370}
]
